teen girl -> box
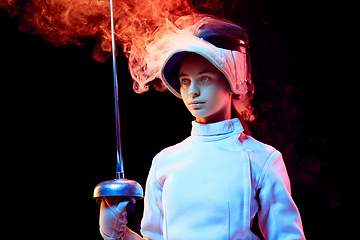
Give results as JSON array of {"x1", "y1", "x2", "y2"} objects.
[{"x1": 98, "y1": 16, "x2": 305, "y2": 240}]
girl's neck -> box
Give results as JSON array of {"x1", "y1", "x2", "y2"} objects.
[{"x1": 195, "y1": 105, "x2": 232, "y2": 124}]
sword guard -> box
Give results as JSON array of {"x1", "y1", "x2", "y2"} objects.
[{"x1": 93, "y1": 178, "x2": 143, "y2": 200}]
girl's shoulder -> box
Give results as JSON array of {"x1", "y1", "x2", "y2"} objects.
[
  {"x1": 239, "y1": 133, "x2": 277, "y2": 155},
  {"x1": 238, "y1": 132, "x2": 282, "y2": 171},
  {"x1": 152, "y1": 136, "x2": 193, "y2": 162}
]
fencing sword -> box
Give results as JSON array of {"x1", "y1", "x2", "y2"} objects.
[{"x1": 93, "y1": 0, "x2": 143, "y2": 228}]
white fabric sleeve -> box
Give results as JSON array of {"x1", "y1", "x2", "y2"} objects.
[
  {"x1": 141, "y1": 155, "x2": 164, "y2": 240},
  {"x1": 257, "y1": 151, "x2": 306, "y2": 240}
]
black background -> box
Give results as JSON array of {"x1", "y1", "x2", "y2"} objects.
[{"x1": 2, "y1": 0, "x2": 343, "y2": 239}]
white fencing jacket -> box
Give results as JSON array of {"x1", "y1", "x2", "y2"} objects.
[{"x1": 141, "y1": 118, "x2": 305, "y2": 240}]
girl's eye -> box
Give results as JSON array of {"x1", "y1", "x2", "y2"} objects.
[
  {"x1": 200, "y1": 77, "x2": 210, "y2": 82},
  {"x1": 180, "y1": 78, "x2": 190, "y2": 85}
]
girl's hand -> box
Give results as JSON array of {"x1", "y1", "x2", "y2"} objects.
[{"x1": 99, "y1": 197, "x2": 136, "y2": 239}]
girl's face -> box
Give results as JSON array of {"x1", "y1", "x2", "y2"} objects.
[{"x1": 179, "y1": 53, "x2": 232, "y2": 124}]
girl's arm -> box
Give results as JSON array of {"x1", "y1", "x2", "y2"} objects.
[
  {"x1": 257, "y1": 151, "x2": 306, "y2": 240},
  {"x1": 141, "y1": 155, "x2": 164, "y2": 240}
]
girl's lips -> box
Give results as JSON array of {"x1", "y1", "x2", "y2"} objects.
[
  {"x1": 189, "y1": 101, "x2": 205, "y2": 105},
  {"x1": 189, "y1": 101, "x2": 205, "y2": 109}
]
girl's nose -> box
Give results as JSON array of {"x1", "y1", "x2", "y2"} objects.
[{"x1": 188, "y1": 81, "x2": 200, "y2": 98}]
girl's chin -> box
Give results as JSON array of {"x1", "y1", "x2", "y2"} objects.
[{"x1": 191, "y1": 111, "x2": 212, "y2": 119}]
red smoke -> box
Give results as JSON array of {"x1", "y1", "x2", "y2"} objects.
[
  {"x1": 16, "y1": 0, "x2": 194, "y2": 60},
  {"x1": 0, "y1": 0, "x2": 223, "y2": 61},
  {"x1": 1, "y1": 0, "x2": 222, "y2": 91},
  {"x1": 0, "y1": 0, "x2": 18, "y2": 15}
]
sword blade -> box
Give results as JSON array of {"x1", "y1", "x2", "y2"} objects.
[{"x1": 110, "y1": 0, "x2": 124, "y2": 179}]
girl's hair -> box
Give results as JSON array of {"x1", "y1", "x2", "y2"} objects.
[{"x1": 231, "y1": 102, "x2": 252, "y2": 136}]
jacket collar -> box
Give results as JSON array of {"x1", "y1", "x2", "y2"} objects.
[{"x1": 191, "y1": 118, "x2": 244, "y2": 142}]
